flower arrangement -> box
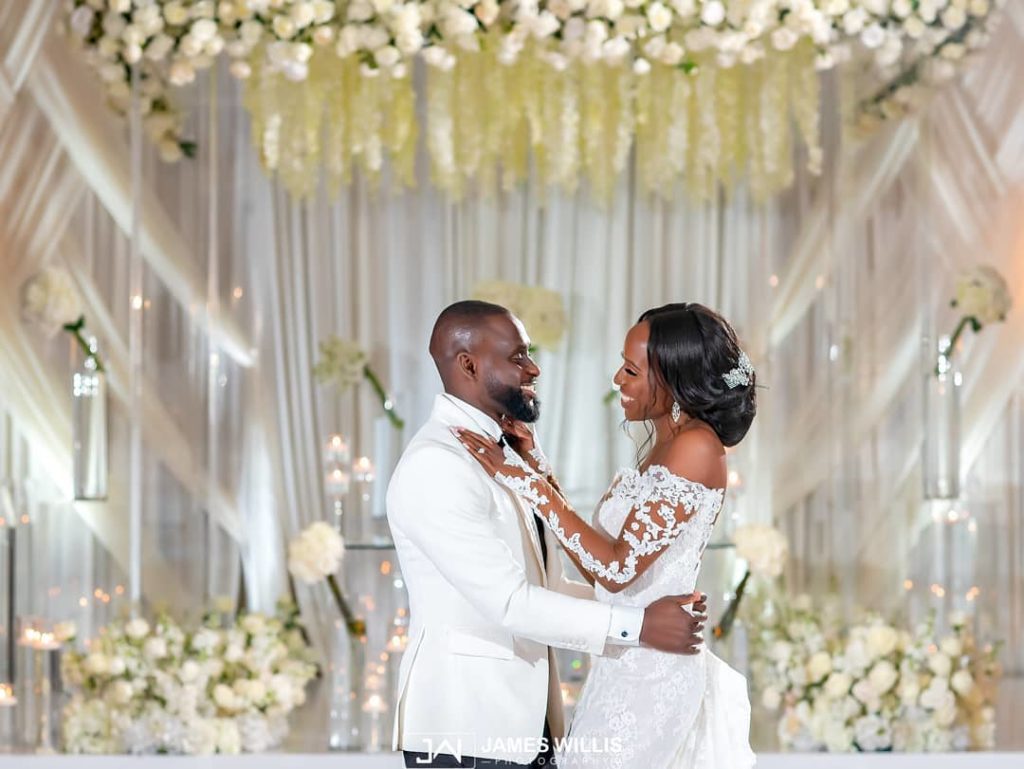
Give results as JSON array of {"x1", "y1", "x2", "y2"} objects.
[
  {"x1": 61, "y1": 601, "x2": 317, "y2": 754},
  {"x1": 313, "y1": 337, "x2": 404, "y2": 429},
  {"x1": 287, "y1": 521, "x2": 366, "y2": 638},
  {"x1": 745, "y1": 588, "x2": 1000, "y2": 753},
  {"x1": 22, "y1": 266, "x2": 105, "y2": 371},
  {"x1": 934, "y1": 264, "x2": 1012, "y2": 375},
  {"x1": 61, "y1": 0, "x2": 1004, "y2": 200},
  {"x1": 715, "y1": 522, "x2": 788, "y2": 638},
  {"x1": 472, "y1": 281, "x2": 568, "y2": 350}
]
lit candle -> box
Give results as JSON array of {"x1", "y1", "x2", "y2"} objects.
[
  {"x1": 325, "y1": 434, "x2": 350, "y2": 465},
  {"x1": 352, "y1": 457, "x2": 375, "y2": 484},
  {"x1": 0, "y1": 683, "x2": 16, "y2": 707},
  {"x1": 33, "y1": 632, "x2": 60, "y2": 651},
  {"x1": 325, "y1": 467, "x2": 350, "y2": 497},
  {"x1": 362, "y1": 692, "x2": 387, "y2": 715}
]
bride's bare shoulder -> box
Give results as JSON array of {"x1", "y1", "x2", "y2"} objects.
[{"x1": 658, "y1": 426, "x2": 726, "y2": 491}]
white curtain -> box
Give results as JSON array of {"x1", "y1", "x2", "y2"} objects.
[{"x1": 0, "y1": 0, "x2": 1022, "y2": 710}]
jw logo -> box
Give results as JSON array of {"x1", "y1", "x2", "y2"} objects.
[{"x1": 409, "y1": 733, "x2": 476, "y2": 767}]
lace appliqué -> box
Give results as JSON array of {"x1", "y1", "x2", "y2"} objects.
[{"x1": 496, "y1": 463, "x2": 723, "y2": 586}]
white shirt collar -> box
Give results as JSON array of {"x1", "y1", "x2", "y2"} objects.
[{"x1": 435, "y1": 393, "x2": 503, "y2": 441}]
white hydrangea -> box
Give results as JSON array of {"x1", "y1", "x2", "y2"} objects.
[{"x1": 287, "y1": 521, "x2": 345, "y2": 583}]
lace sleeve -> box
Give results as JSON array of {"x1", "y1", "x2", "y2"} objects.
[{"x1": 496, "y1": 464, "x2": 721, "y2": 593}]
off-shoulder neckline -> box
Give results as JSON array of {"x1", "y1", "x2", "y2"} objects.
[{"x1": 618, "y1": 463, "x2": 725, "y2": 497}]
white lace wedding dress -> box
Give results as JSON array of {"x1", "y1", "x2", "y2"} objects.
[{"x1": 554, "y1": 465, "x2": 756, "y2": 769}]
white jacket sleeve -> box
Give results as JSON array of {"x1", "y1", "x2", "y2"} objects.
[{"x1": 388, "y1": 445, "x2": 615, "y2": 655}]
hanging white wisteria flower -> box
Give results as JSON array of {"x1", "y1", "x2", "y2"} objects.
[
  {"x1": 313, "y1": 336, "x2": 404, "y2": 428},
  {"x1": 936, "y1": 264, "x2": 1012, "y2": 375},
  {"x1": 472, "y1": 281, "x2": 568, "y2": 350},
  {"x1": 61, "y1": 0, "x2": 1004, "y2": 200}
]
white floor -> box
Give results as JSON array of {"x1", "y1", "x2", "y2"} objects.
[{"x1": 1, "y1": 753, "x2": 1022, "y2": 768}]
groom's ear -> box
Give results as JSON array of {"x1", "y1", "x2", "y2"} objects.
[{"x1": 455, "y1": 351, "x2": 479, "y2": 381}]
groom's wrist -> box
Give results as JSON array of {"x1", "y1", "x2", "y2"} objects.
[{"x1": 607, "y1": 605, "x2": 643, "y2": 646}]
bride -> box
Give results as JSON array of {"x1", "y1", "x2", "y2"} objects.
[{"x1": 455, "y1": 302, "x2": 758, "y2": 769}]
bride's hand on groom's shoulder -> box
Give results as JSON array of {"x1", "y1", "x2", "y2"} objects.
[{"x1": 452, "y1": 427, "x2": 531, "y2": 482}]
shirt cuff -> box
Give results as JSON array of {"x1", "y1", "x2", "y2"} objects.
[{"x1": 606, "y1": 604, "x2": 643, "y2": 646}]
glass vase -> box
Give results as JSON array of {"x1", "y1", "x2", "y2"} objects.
[
  {"x1": 71, "y1": 350, "x2": 108, "y2": 501},
  {"x1": 922, "y1": 336, "x2": 962, "y2": 500},
  {"x1": 327, "y1": 622, "x2": 365, "y2": 751}
]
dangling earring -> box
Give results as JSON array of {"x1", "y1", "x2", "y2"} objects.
[{"x1": 671, "y1": 402, "x2": 682, "y2": 424}]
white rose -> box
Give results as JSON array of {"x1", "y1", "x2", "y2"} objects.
[
  {"x1": 20, "y1": 267, "x2": 83, "y2": 337},
  {"x1": 860, "y1": 23, "x2": 885, "y2": 49},
  {"x1": 700, "y1": 1, "x2": 725, "y2": 26},
  {"x1": 734, "y1": 524, "x2": 788, "y2": 578},
  {"x1": 824, "y1": 671, "x2": 853, "y2": 700},
  {"x1": 158, "y1": 138, "x2": 185, "y2": 163},
  {"x1": 770, "y1": 640, "x2": 793, "y2": 663},
  {"x1": 125, "y1": 617, "x2": 150, "y2": 640},
  {"x1": 475, "y1": 0, "x2": 501, "y2": 25},
  {"x1": 272, "y1": 15, "x2": 297, "y2": 39},
  {"x1": 84, "y1": 653, "x2": 110, "y2": 676},
  {"x1": 601, "y1": 36, "x2": 630, "y2": 62},
  {"x1": 215, "y1": 719, "x2": 241, "y2": 754},
  {"x1": 898, "y1": 678, "x2": 920, "y2": 705},
  {"x1": 659, "y1": 41, "x2": 684, "y2": 65},
  {"x1": 842, "y1": 8, "x2": 867, "y2": 34},
  {"x1": 213, "y1": 683, "x2": 238, "y2": 711},
  {"x1": 107, "y1": 680, "x2": 134, "y2": 705},
  {"x1": 852, "y1": 678, "x2": 881, "y2": 711},
  {"x1": 953, "y1": 265, "x2": 1012, "y2": 324},
  {"x1": 288, "y1": 522, "x2": 345, "y2": 583},
  {"x1": 941, "y1": 6, "x2": 967, "y2": 29},
  {"x1": 868, "y1": 660, "x2": 898, "y2": 694},
  {"x1": 168, "y1": 58, "x2": 196, "y2": 85},
  {"x1": 179, "y1": 660, "x2": 202, "y2": 683},
  {"x1": 969, "y1": 0, "x2": 990, "y2": 15},
  {"x1": 771, "y1": 27, "x2": 799, "y2": 51},
  {"x1": 866, "y1": 625, "x2": 899, "y2": 658},
  {"x1": 806, "y1": 651, "x2": 832, "y2": 683},
  {"x1": 892, "y1": 0, "x2": 913, "y2": 17},
  {"x1": 312, "y1": 0, "x2": 336, "y2": 23},
  {"x1": 939, "y1": 637, "x2": 962, "y2": 657},
  {"x1": 951, "y1": 669, "x2": 974, "y2": 695},
  {"x1": 143, "y1": 637, "x2": 168, "y2": 660},
  {"x1": 163, "y1": 1, "x2": 189, "y2": 26},
  {"x1": 928, "y1": 652, "x2": 952, "y2": 678},
  {"x1": 761, "y1": 686, "x2": 782, "y2": 710},
  {"x1": 646, "y1": 2, "x2": 672, "y2": 32},
  {"x1": 109, "y1": 0, "x2": 131, "y2": 14},
  {"x1": 290, "y1": 2, "x2": 317, "y2": 28}
]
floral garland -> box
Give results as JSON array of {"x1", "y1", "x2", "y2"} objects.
[
  {"x1": 61, "y1": 601, "x2": 317, "y2": 754},
  {"x1": 62, "y1": 0, "x2": 1003, "y2": 199}
]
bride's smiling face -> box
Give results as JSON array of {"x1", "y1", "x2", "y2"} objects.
[{"x1": 613, "y1": 322, "x2": 673, "y2": 422}]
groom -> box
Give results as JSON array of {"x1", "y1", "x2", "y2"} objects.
[{"x1": 387, "y1": 301, "x2": 707, "y2": 768}]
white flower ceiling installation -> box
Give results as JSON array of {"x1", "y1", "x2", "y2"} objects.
[{"x1": 64, "y1": 0, "x2": 1003, "y2": 201}]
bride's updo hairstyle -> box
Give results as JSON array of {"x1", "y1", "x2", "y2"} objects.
[{"x1": 638, "y1": 303, "x2": 757, "y2": 448}]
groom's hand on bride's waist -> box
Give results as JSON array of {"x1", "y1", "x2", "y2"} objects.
[{"x1": 638, "y1": 592, "x2": 707, "y2": 655}]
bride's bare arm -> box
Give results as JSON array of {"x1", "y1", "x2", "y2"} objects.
[{"x1": 455, "y1": 428, "x2": 724, "y2": 593}]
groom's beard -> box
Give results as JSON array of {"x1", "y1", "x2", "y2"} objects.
[{"x1": 485, "y1": 376, "x2": 541, "y2": 423}]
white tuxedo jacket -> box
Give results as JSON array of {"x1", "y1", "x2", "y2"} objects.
[{"x1": 387, "y1": 394, "x2": 642, "y2": 764}]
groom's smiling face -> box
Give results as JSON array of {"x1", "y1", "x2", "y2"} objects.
[{"x1": 478, "y1": 313, "x2": 542, "y2": 423}]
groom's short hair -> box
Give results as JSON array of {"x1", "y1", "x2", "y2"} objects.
[{"x1": 429, "y1": 300, "x2": 510, "y2": 377}]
